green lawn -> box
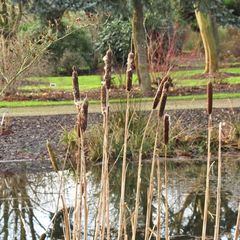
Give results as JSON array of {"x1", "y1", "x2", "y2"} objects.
[
  {"x1": 174, "y1": 76, "x2": 240, "y2": 87},
  {"x1": 21, "y1": 67, "x2": 240, "y2": 92},
  {"x1": 21, "y1": 74, "x2": 139, "y2": 91},
  {"x1": 1, "y1": 92, "x2": 240, "y2": 108}
]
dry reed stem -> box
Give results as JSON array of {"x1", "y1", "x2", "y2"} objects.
[
  {"x1": 207, "y1": 82, "x2": 213, "y2": 115},
  {"x1": 102, "y1": 48, "x2": 112, "y2": 240},
  {"x1": 234, "y1": 203, "x2": 240, "y2": 240},
  {"x1": 73, "y1": 140, "x2": 83, "y2": 239},
  {"x1": 61, "y1": 196, "x2": 71, "y2": 240},
  {"x1": 214, "y1": 122, "x2": 222, "y2": 240},
  {"x1": 144, "y1": 120, "x2": 160, "y2": 240},
  {"x1": 156, "y1": 146, "x2": 162, "y2": 240},
  {"x1": 73, "y1": 99, "x2": 89, "y2": 240},
  {"x1": 164, "y1": 144, "x2": 169, "y2": 240},
  {"x1": 72, "y1": 66, "x2": 80, "y2": 102},
  {"x1": 94, "y1": 90, "x2": 110, "y2": 240},
  {"x1": 132, "y1": 109, "x2": 154, "y2": 240},
  {"x1": 45, "y1": 144, "x2": 71, "y2": 238},
  {"x1": 80, "y1": 128, "x2": 88, "y2": 240},
  {"x1": 202, "y1": 114, "x2": 212, "y2": 240},
  {"x1": 46, "y1": 141, "x2": 59, "y2": 172},
  {"x1": 118, "y1": 91, "x2": 131, "y2": 240}
]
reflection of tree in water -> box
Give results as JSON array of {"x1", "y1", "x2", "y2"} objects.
[
  {"x1": 90, "y1": 162, "x2": 240, "y2": 239},
  {"x1": 90, "y1": 162, "x2": 153, "y2": 239},
  {"x1": 0, "y1": 173, "x2": 40, "y2": 239},
  {"x1": 169, "y1": 164, "x2": 239, "y2": 239}
]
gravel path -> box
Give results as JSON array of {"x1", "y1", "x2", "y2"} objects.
[{"x1": 1, "y1": 107, "x2": 239, "y2": 163}]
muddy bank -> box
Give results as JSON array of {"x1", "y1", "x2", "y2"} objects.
[{"x1": 0, "y1": 108, "x2": 239, "y2": 164}]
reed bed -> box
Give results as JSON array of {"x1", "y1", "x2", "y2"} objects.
[{"x1": 46, "y1": 49, "x2": 239, "y2": 240}]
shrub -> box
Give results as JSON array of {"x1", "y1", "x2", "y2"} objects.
[{"x1": 95, "y1": 17, "x2": 132, "y2": 65}]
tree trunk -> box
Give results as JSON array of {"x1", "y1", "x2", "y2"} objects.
[
  {"x1": 195, "y1": 10, "x2": 218, "y2": 74},
  {"x1": 132, "y1": 0, "x2": 152, "y2": 93}
]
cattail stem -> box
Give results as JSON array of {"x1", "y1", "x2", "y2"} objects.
[
  {"x1": 61, "y1": 196, "x2": 71, "y2": 240},
  {"x1": 73, "y1": 99, "x2": 88, "y2": 240},
  {"x1": 144, "y1": 119, "x2": 160, "y2": 240},
  {"x1": 132, "y1": 109, "x2": 154, "y2": 240},
  {"x1": 118, "y1": 91, "x2": 130, "y2": 240},
  {"x1": 95, "y1": 91, "x2": 110, "y2": 240},
  {"x1": 234, "y1": 203, "x2": 240, "y2": 240},
  {"x1": 156, "y1": 147, "x2": 162, "y2": 240},
  {"x1": 164, "y1": 145, "x2": 169, "y2": 240},
  {"x1": 202, "y1": 114, "x2": 212, "y2": 240},
  {"x1": 214, "y1": 122, "x2": 222, "y2": 240}
]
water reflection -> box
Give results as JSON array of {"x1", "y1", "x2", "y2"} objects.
[{"x1": 0, "y1": 160, "x2": 239, "y2": 239}]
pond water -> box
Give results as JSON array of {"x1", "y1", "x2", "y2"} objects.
[{"x1": 0, "y1": 159, "x2": 239, "y2": 239}]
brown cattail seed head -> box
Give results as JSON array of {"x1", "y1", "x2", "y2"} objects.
[
  {"x1": 207, "y1": 82, "x2": 213, "y2": 115},
  {"x1": 72, "y1": 66, "x2": 80, "y2": 102},
  {"x1": 103, "y1": 48, "x2": 112, "y2": 89},
  {"x1": 77, "y1": 97, "x2": 88, "y2": 135},
  {"x1": 46, "y1": 141, "x2": 59, "y2": 172},
  {"x1": 152, "y1": 76, "x2": 171, "y2": 109},
  {"x1": 163, "y1": 114, "x2": 170, "y2": 145},
  {"x1": 159, "y1": 90, "x2": 168, "y2": 118},
  {"x1": 126, "y1": 52, "x2": 134, "y2": 91},
  {"x1": 101, "y1": 84, "x2": 107, "y2": 111}
]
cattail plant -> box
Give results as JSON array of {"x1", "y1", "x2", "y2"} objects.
[
  {"x1": 163, "y1": 114, "x2": 170, "y2": 240},
  {"x1": 73, "y1": 98, "x2": 89, "y2": 239},
  {"x1": 94, "y1": 47, "x2": 112, "y2": 240},
  {"x1": 118, "y1": 51, "x2": 134, "y2": 240},
  {"x1": 153, "y1": 76, "x2": 171, "y2": 109},
  {"x1": 72, "y1": 66, "x2": 80, "y2": 102},
  {"x1": 132, "y1": 111, "x2": 155, "y2": 240},
  {"x1": 214, "y1": 122, "x2": 222, "y2": 240},
  {"x1": 202, "y1": 81, "x2": 213, "y2": 240},
  {"x1": 144, "y1": 75, "x2": 171, "y2": 239}
]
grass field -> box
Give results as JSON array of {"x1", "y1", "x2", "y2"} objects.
[{"x1": 20, "y1": 67, "x2": 240, "y2": 92}]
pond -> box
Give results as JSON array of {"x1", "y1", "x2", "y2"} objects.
[{"x1": 0, "y1": 159, "x2": 239, "y2": 239}]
